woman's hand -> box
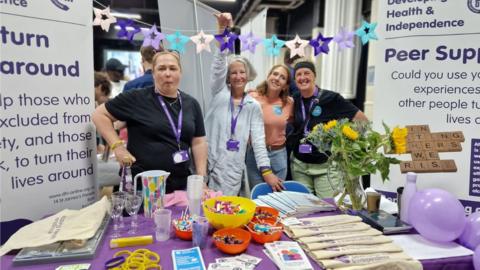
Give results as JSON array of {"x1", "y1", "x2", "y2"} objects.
[
  {"x1": 214, "y1": 12, "x2": 233, "y2": 31},
  {"x1": 113, "y1": 146, "x2": 136, "y2": 167},
  {"x1": 263, "y1": 173, "x2": 285, "y2": 192}
]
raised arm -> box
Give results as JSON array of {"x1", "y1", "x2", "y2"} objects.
[{"x1": 210, "y1": 13, "x2": 233, "y2": 96}]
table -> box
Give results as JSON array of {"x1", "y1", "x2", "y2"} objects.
[{"x1": 1, "y1": 206, "x2": 474, "y2": 270}]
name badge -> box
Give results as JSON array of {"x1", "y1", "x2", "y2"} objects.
[
  {"x1": 172, "y1": 150, "x2": 190, "y2": 164},
  {"x1": 299, "y1": 144, "x2": 312, "y2": 154},
  {"x1": 226, "y1": 139, "x2": 240, "y2": 152}
]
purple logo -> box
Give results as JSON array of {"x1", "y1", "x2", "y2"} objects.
[
  {"x1": 468, "y1": 0, "x2": 480, "y2": 13},
  {"x1": 51, "y1": 0, "x2": 72, "y2": 11}
]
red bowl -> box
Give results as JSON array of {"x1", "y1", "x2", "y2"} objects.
[
  {"x1": 252, "y1": 206, "x2": 279, "y2": 223},
  {"x1": 174, "y1": 227, "x2": 192, "y2": 240},
  {"x1": 213, "y1": 228, "x2": 251, "y2": 255},
  {"x1": 248, "y1": 220, "x2": 283, "y2": 244}
]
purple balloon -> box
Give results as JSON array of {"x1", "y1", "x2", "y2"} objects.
[
  {"x1": 460, "y1": 211, "x2": 480, "y2": 249},
  {"x1": 408, "y1": 188, "x2": 466, "y2": 242},
  {"x1": 474, "y1": 245, "x2": 480, "y2": 270}
]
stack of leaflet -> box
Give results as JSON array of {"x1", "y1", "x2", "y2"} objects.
[
  {"x1": 253, "y1": 191, "x2": 336, "y2": 217},
  {"x1": 264, "y1": 241, "x2": 313, "y2": 270}
]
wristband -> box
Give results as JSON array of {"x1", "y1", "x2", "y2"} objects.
[
  {"x1": 105, "y1": 256, "x2": 125, "y2": 269},
  {"x1": 110, "y1": 140, "x2": 124, "y2": 151},
  {"x1": 262, "y1": 169, "x2": 273, "y2": 176}
]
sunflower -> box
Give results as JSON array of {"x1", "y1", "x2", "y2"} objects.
[
  {"x1": 391, "y1": 127, "x2": 408, "y2": 154},
  {"x1": 323, "y1": 119, "x2": 337, "y2": 132},
  {"x1": 342, "y1": 125, "x2": 359, "y2": 140}
]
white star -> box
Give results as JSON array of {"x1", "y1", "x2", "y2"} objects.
[
  {"x1": 190, "y1": 30, "x2": 214, "y2": 53},
  {"x1": 285, "y1": 34, "x2": 309, "y2": 58},
  {"x1": 92, "y1": 6, "x2": 117, "y2": 32}
]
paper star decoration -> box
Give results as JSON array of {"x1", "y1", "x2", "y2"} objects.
[
  {"x1": 238, "y1": 32, "x2": 262, "y2": 54},
  {"x1": 92, "y1": 6, "x2": 117, "y2": 32},
  {"x1": 117, "y1": 19, "x2": 141, "y2": 41},
  {"x1": 166, "y1": 31, "x2": 190, "y2": 53},
  {"x1": 309, "y1": 33, "x2": 333, "y2": 56},
  {"x1": 333, "y1": 27, "x2": 355, "y2": 51},
  {"x1": 190, "y1": 30, "x2": 214, "y2": 53},
  {"x1": 355, "y1": 21, "x2": 378, "y2": 45},
  {"x1": 285, "y1": 34, "x2": 309, "y2": 58},
  {"x1": 263, "y1": 35, "x2": 285, "y2": 56},
  {"x1": 141, "y1": 24, "x2": 164, "y2": 50},
  {"x1": 214, "y1": 28, "x2": 238, "y2": 53}
]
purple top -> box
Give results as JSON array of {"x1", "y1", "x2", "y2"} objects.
[{"x1": 1, "y1": 205, "x2": 473, "y2": 270}]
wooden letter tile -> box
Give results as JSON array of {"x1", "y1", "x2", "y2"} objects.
[
  {"x1": 411, "y1": 151, "x2": 427, "y2": 161},
  {"x1": 440, "y1": 160, "x2": 457, "y2": 172},
  {"x1": 426, "y1": 151, "x2": 440, "y2": 160}
]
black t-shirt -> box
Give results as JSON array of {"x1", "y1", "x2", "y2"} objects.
[
  {"x1": 105, "y1": 87, "x2": 205, "y2": 192},
  {"x1": 290, "y1": 89, "x2": 359, "y2": 164}
]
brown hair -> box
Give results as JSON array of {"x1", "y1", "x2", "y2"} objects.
[
  {"x1": 140, "y1": 46, "x2": 157, "y2": 64},
  {"x1": 152, "y1": 51, "x2": 182, "y2": 71},
  {"x1": 94, "y1": 72, "x2": 111, "y2": 96},
  {"x1": 256, "y1": 64, "x2": 291, "y2": 106}
]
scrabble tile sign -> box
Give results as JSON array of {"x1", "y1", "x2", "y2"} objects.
[{"x1": 399, "y1": 125, "x2": 464, "y2": 173}]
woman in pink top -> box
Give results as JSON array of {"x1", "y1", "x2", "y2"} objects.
[{"x1": 246, "y1": 64, "x2": 294, "y2": 191}]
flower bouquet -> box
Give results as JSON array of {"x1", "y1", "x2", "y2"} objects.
[{"x1": 303, "y1": 119, "x2": 408, "y2": 210}]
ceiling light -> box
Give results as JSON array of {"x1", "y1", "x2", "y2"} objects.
[
  {"x1": 114, "y1": 25, "x2": 149, "y2": 32},
  {"x1": 110, "y1": 12, "x2": 142, "y2": 20}
]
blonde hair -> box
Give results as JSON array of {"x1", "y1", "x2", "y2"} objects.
[
  {"x1": 256, "y1": 64, "x2": 291, "y2": 106},
  {"x1": 152, "y1": 51, "x2": 182, "y2": 71},
  {"x1": 227, "y1": 55, "x2": 257, "y2": 84}
]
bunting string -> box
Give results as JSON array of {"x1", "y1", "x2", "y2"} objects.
[{"x1": 92, "y1": 0, "x2": 378, "y2": 58}]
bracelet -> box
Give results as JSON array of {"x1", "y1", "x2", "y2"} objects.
[
  {"x1": 110, "y1": 140, "x2": 124, "y2": 151},
  {"x1": 262, "y1": 169, "x2": 273, "y2": 176}
]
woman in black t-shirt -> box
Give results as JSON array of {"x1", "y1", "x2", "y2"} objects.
[
  {"x1": 289, "y1": 60, "x2": 368, "y2": 198},
  {"x1": 93, "y1": 51, "x2": 208, "y2": 193}
]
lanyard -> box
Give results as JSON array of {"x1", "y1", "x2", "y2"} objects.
[
  {"x1": 301, "y1": 87, "x2": 319, "y2": 136},
  {"x1": 230, "y1": 94, "x2": 246, "y2": 138},
  {"x1": 157, "y1": 91, "x2": 183, "y2": 149}
]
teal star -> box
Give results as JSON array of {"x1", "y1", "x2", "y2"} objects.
[
  {"x1": 263, "y1": 35, "x2": 285, "y2": 56},
  {"x1": 165, "y1": 31, "x2": 190, "y2": 53},
  {"x1": 355, "y1": 21, "x2": 378, "y2": 45}
]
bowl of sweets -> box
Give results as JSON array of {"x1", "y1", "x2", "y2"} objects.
[
  {"x1": 172, "y1": 213, "x2": 193, "y2": 241},
  {"x1": 252, "y1": 206, "x2": 279, "y2": 223},
  {"x1": 203, "y1": 196, "x2": 256, "y2": 229},
  {"x1": 246, "y1": 218, "x2": 283, "y2": 244},
  {"x1": 212, "y1": 228, "x2": 251, "y2": 255}
]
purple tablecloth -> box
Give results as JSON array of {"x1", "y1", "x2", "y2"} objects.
[{"x1": 1, "y1": 206, "x2": 474, "y2": 270}]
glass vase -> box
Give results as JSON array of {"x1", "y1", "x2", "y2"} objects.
[{"x1": 336, "y1": 171, "x2": 366, "y2": 212}]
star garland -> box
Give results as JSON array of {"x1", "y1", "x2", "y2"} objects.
[{"x1": 91, "y1": 5, "x2": 378, "y2": 57}]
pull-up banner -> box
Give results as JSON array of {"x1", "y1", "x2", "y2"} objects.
[
  {"x1": 372, "y1": 0, "x2": 480, "y2": 213},
  {"x1": 0, "y1": 0, "x2": 96, "y2": 240}
]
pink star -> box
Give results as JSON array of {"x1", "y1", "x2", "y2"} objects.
[
  {"x1": 92, "y1": 6, "x2": 117, "y2": 32},
  {"x1": 285, "y1": 35, "x2": 309, "y2": 58}
]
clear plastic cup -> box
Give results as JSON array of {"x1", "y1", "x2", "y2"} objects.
[
  {"x1": 153, "y1": 209, "x2": 172, "y2": 241},
  {"x1": 187, "y1": 175, "x2": 204, "y2": 217},
  {"x1": 192, "y1": 216, "x2": 209, "y2": 248}
]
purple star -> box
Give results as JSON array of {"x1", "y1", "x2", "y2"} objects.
[
  {"x1": 141, "y1": 24, "x2": 164, "y2": 50},
  {"x1": 309, "y1": 33, "x2": 333, "y2": 56},
  {"x1": 333, "y1": 27, "x2": 355, "y2": 51},
  {"x1": 214, "y1": 28, "x2": 238, "y2": 53},
  {"x1": 238, "y1": 32, "x2": 261, "y2": 53},
  {"x1": 117, "y1": 19, "x2": 141, "y2": 42}
]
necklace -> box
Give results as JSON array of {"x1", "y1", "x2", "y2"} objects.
[{"x1": 165, "y1": 97, "x2": 178, "y2": 106}]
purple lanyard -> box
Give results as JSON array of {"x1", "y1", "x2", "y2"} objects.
[
  {"x1": 301, "y1": 87, "x2": 319, "y2": 135},
  {"x1": 157, "y1": 91, "x2": 183, "y2": 149},
  {"x1": 230, "y1": 94, "x2": 246, "y2": 138}
]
